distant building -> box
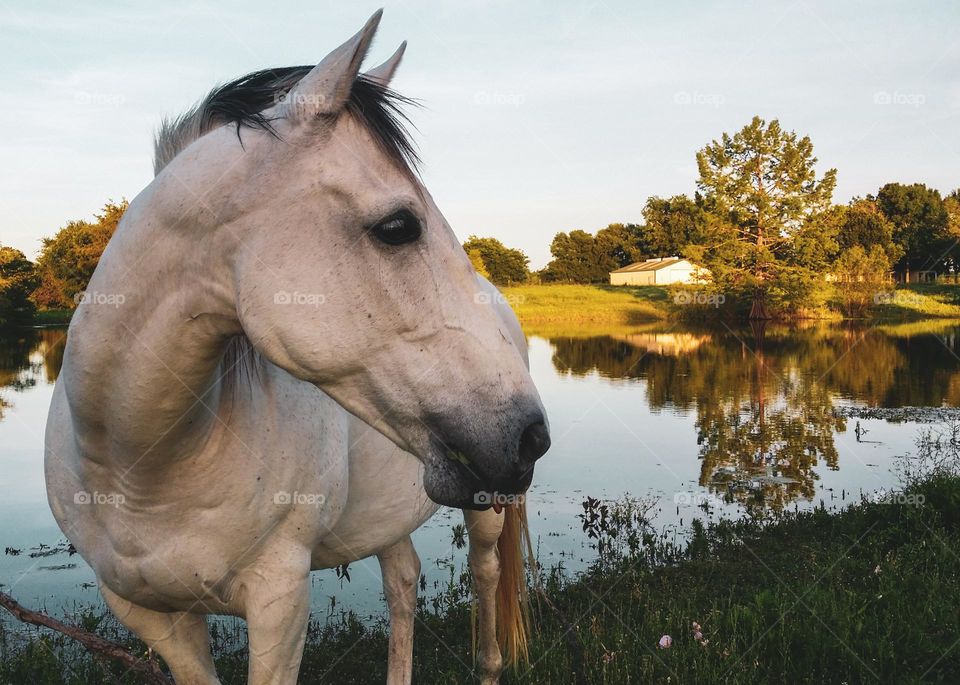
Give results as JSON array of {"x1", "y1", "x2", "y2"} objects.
[
  {"x1": 893, "y1": 269, "x2": 937, "y2": 284},
  {"x1": 609, "y1": 257, "x2": 699, "y2": 286}
]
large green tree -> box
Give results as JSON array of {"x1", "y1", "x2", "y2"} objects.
[
  {"x1": 834, "y1": 198, "x2": 901, "y2": 261},
  {"x1": 945, "y1": 190, "x2": 960, "y2": 280},
  {"x1": 460, "y1": 236, "x2": 529, "y2": 285},
  {"x1": 692, "y1": 116, "x2": 837, "y2": 318},
  {"x1": 876, "y1": 182, "x2": 950, "y2": 278},
  {"x1": 0, "y1": 246, "x2": 39, "y2": 326},
  {"x1": 541, "y1": 224, "x2": 647, "y2": 283},
  {"x1": 541, "y1": 230, "x2": 601, "y2": 283},
  {"x1": 642, "y1": 195, "x2": 707, "y2": 258},
  {"x1": 595, "y1": 223, "x2": 648, "y2": 269},
  {"x1": 32, "y1": 200, "x2": 127, "y2": 308}
]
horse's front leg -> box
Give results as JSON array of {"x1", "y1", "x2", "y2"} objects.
[
  {"x1": 377, "y1": 535, "x2": 421, "y2": 685},
  {"x1": 464, "y1": 508, "x2": 505, "y2": 685},
  {"x1": 241, "y1": 551, "x2": 312, "y2": 685}
]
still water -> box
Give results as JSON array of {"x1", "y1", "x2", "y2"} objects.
[{"x1": 2, "y1": 320, "x2": 958, "y2": 623}]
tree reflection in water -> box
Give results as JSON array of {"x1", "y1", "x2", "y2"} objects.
[
  {"x1": 0, "y1": 327, "x2": 66, "y2": 419},
  {"x1": 4, "y1": 322, "x2": 960, "y2": 512},
  {"x1": 546, "y1": 320, "x2": 960, "y2": 512}
]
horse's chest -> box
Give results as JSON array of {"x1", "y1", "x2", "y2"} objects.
[{"x1": 232, "y1": 378, "x2": 352, "y2": 533}]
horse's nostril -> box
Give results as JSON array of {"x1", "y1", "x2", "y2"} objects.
[{"x1": 518, "y1": 421, "x2": 551, "y2": 465}]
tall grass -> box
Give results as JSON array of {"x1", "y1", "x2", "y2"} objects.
[{"x1": 5, "y1": 438, "x2": 960, "y2": 682}]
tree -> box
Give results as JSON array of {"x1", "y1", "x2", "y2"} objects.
[
  {"x1": 32, "y1": 200, "x2": 128, "y2": 308},
  {"x1": 541, "y1": 224, "x2": 647, "y2": 283},
  {"x1": 642, "y1": 195, "x2": 707, "y2": 257},
  {"x1": 940, "y1": 189, "x2": 960, "y2": 281},
  {"x1": 834, "y1": 198, "x2": 901, "y2": 262},
  {"x1": 466, "y1": 248, "x2": 490, "y2": 279},
  {"x1": 693, "y1": 116, "x2": 837, "y2": 318},
  {"x1": 541, "y1": 230, "x2": 601, "y2": 283},
  {"x1": 832, "y1": 245, "x2": 894, "y2": 316},
  {"x1": 0, "y1": 246, "x2": 39, "y2": 326},
  {"x1": 594, "y1": 223, "x2": 648, "y2": 269},
  {"x1": 876, "y1": 182, "x2": 949, "y2": 279},
  {"x1": 460, "y1": 236, "x2": 529, "y2": 285}
]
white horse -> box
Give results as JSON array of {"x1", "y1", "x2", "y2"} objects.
[{"x1": 44, "y1": 11, "x2": 549, "y2": 685}]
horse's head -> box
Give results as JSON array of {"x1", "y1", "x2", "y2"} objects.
[{"x1": 184, "y1": 12, "x2": 548, "y2": 508}]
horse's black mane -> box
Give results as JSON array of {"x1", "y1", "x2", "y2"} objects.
[{"x1": 153, "y1": 67, "x2": 420, "y2": 176}]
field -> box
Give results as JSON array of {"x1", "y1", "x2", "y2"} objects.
[
  {"x1": 501, "y1": 284, "x2": 670, "y2": 325},
  {"x1": 501, "y1": 282, "x2": 960, "y2": 325},
  {"x1": 4, "y1": 468, "x2": 960, "y2": 683},
  {"x1": 867, "y1": 283, "x2": 960, "y2": 319}
]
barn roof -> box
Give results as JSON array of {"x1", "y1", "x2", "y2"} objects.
[{"x1": 610, "y1": 257, "x2": 688, "y2": 274}]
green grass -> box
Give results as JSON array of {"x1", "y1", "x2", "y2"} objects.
[
  {"x1": 868, "y1": 283, "x2": 960, "y2": 320},
  {"x1": 503, "y1": 282, "x2": 960, "y2": 325},
  {"x1": 501, "y1": 284, "x2": 670, "y2": 325},
  {"x1": 5, "y1": 471, "x2": 960, "y2": 683},
  {"x1": 31, "y1": 309, "x2": 73, "y2": 325}
]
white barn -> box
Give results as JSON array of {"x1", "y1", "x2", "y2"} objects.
[{"x1": 609, "y1": 257, "x2": 698, "y2": 286}]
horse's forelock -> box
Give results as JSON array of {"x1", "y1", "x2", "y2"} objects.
[{"x1": 153, "y1": 68, "x2": 420, "y2": 179}]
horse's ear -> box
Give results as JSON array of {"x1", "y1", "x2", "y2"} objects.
[
  {"x1": 283, "y1": 9, "x2": 382, "y2": 120},
  {"x1": 364, "y1": 41, "x2": 406, "y2": 88}
]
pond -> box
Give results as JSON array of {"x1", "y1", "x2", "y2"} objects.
[{"x1": 2, "y1": 320, "x2": 958, "y2": 625}]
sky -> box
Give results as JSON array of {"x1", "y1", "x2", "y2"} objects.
[{"x1": 1, "y1": 0, "x2": 958, "y2": 269}]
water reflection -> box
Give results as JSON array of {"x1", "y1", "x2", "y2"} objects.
[
  {"x1": 4, "y1": 322, "x2": 960, "y2": 515},
  {"x1": 0, "y1": 328, "x2": 66, "y2": 419},
  {"x1": 0, "y1": 321, "x2": 954, "y2": 616},
  {"x1": 544, "y1": 320, "x2": 960, "y2": 511}
]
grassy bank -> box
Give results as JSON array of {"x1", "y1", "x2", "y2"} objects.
[
  {"x1": 4, "y1": 470, "x2": 960, "y2": 683},
  {"x1": 503, "y1": 282, "x2": 960, "y2": 325},
  {"x1": 501, "y1": 284, "x2": 670, "y2": 325},
  {"x1": 868, "y1": 283, "x2": 960, "y2": 320}
]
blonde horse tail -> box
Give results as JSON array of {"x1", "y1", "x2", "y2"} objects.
[{"x1": 496, "y1": 499, "x2": 536, "y2": 667}]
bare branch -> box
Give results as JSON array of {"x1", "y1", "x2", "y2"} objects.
[{"x1": 0, "y1": 591, "x2": 173, "y2": 685}]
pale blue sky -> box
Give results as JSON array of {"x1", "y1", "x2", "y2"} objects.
[{"x1": 1, "y1": 0, "x2": 957, "y2": 268}]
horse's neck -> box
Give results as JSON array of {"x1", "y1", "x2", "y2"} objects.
[{"x1": 63, "y1": 194, "x2": 243, "y2": 466}]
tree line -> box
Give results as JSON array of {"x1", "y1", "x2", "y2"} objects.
[
  {"x1": 1, "y1": 115, "x2": 958, "y2": 324},
  {"x1": 465, "y1": 116, "x2": 959, "y2": 318},
  {"x1": 0, "y1": 201, "x2": 126, "y2": 325}
]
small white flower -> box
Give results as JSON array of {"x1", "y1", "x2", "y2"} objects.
[{"x1": 658, "y1": 635, "x2": 672, "y2": 649}]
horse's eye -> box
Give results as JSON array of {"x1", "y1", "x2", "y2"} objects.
[{"x1": 370, "y1": 211, "x2": 421, "y2": 246}]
